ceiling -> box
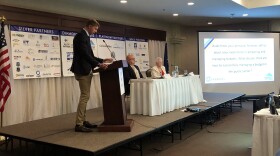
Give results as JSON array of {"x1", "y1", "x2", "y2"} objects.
[{"x1": 78, "y1": 0, "x2": 280, "y2": 26}]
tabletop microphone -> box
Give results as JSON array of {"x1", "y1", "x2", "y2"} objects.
[
  {"x1": 103, "y1": 40, "x2": 116, "y2": 60},
  {"x1": 146, "y1": 64, "x2": 153, "y2": 69}
]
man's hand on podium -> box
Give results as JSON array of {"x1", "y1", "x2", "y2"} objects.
[
  {"x1": 99, "y1": 63, "x2": 108, "y2": 70},
  {"x1": 103, "y1": 58, "x2": 114, "y2": 63}
]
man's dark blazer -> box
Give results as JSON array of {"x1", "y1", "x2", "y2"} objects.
[
  {"x1": 123, "y1": 65, "x2": 143, "y2": 95},
  {"x1": 71, "y1": 29, "x2": 103, "y2": 75}
]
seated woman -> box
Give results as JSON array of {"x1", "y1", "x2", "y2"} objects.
[{"x1": 151, "y1": 57, "x2": 166, "y2": 79}]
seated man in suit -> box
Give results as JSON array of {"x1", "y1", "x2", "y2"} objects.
[
  {"x1": 151, "y1": 57, "x2": 166, "y2": 79},
  {"x1": 123, "y1": 54, "x2": 143, "y2": 95}
]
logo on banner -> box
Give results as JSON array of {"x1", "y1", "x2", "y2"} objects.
[
  {"x1": 53, "y1": 73, "x2": 61, "y2": 76},
  {"x1": 43, "y1": 73, "x2": 51, "y2": 76},
  {"x1": 23, "y1": 65, "x2": 30, "y2": 69},
  {"x1": 49, "y1": 50, "x2": 59, "y2": 54},
  {"x1": 36, "y1": 41, "x2": 41, "y2": 47},
  {"x1": 51, "y1": 65, "x2": 60, "y2": 68},
  {"x1": 26, "y1": 75, "x2": 34, "y2": 78},
  {"x1": 14, "y1": 49, "x2": 23, "y2": 53},
  {"x1": 113, "y1": 43, "x2": 123, "y2": 49},
  {"x1": 39, "y1": 35, "x2": 48, "y2": 40},
  {"x1": 28, "y1": 48, "x2": 35, "y2": 55},
  {"x1": 12, "y1": 42, "x2": 19, "y2": 47},
  {"x1": 50, "y1": 57, "x2": 60, "y2": 61},
  {"x1": 34, "y1": 65, "x2": 43, "y2": 69},
  {"x1": 36, "y1": 70, "x2": 41, "y2": 77},
  {"x1": 16, "y1": 62, "x2": 21, "y2": 72},
  {"x1": 15, "y1": 74, "x2": 24, "y2": 78},
  {"x1": 63, "y1": 39, "x2": 71, "y2": 48},
  {"x1": 38, "y1": 50, "x2": 48, "y2": 54},
  {"x1": 44, "y1": 43, "x2": 49, "y2": 47},
  {"x1": 25, "y1": 56, "x2": 31, "y2": 61},
  {"x1": 51, "y1": 36, "x2": 59, "y2": 41},
  {"x1": 12, "y1": 39, "x2": 20, "y2": 42},
  {"x1": 13, "y1": 56, "x2": 21, "y2": 60},
  {"x1": 28, "y1": 34, "x2": 36, "y2": 39},
  {"x1": 12, "y1": 34, "x2": 24, "y2": 37},
  {"x1": 66, "y1": 52, "x2": 73, "y2": 60},
  {"x1": 44, "y1": 64, "x2": 50, "y2": 68},
  {"x1": 23, "y1": 40, "x2": 29, "y2": 46},
  {"x1": 33, "y1": 58, "x2": 43, "y2": 61}
]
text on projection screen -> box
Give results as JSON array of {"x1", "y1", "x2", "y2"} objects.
[{"x1": 204, "y1": 38, "x2": 274, "y2": 84}]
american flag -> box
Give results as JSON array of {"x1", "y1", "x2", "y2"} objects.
[{"x1": 0, "y1": 21, "x2": 11, "y2": 112}]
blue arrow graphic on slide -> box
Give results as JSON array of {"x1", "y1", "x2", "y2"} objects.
[{"x1": 204, "y1": 38, "x2": 214, "y2": 49}]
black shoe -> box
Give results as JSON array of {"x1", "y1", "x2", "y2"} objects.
[
  {"x1": 83, "y1": 121, "x2": 98, "y2": 129},
  {"x1": 75, "y1": 125, "x2": 93, "y2": 132}
]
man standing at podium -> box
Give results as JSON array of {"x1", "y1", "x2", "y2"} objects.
[
  {"x1": 123, "y1": 54, "x2": 143, "y2": 95},
  {"x1": 71, "y1": 19, "x2": 113, "y2": 132}
]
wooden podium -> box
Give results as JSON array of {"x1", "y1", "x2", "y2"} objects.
[{"x1": 95, "y1": 60, "x2": 134, "y2": 132}]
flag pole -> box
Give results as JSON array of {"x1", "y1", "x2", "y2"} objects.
[
  {"x1": 0, "y1": 16, "x2": 6, "y2": 128},
  {"x1": 0, "y1": 113, "x2": 3, "y2": 128}
]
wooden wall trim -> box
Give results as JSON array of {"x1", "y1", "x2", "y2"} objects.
[{"x1": 0, "y1": 5, "x2": 166, "y2": 41}]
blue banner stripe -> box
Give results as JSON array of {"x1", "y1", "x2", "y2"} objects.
[
  {"x1": 60, "y1": 31, "x2": 77, "y2": 36},
  {"x1": 97, "y1": 34, "x2": 125, "y2": 41},
  {"x1": 11, "y1": 25, "x2": 59, "y2": 35},
  {"x1": 126, "y1": 37, "x2": 147, "y2": 42}
]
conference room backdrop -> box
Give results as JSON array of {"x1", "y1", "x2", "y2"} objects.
[{"x1": 3, "y1": 24, "x2": 166, "y2": 126}]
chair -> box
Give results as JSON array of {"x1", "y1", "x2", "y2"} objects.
[{"x1": 146, "y1": 69, "x2": 152, "y2": 77}]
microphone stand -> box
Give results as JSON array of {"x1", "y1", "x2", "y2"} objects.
[{"x1": 103, "y1": 40, "x2": 116, "y2": 61}]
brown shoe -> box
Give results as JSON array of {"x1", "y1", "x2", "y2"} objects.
[
  {"x1": 75, "y1": 125, "x2": 93, "y2": 132},
  {"x1": 83, "y1": 121, "x2": 98, "y2": 129}
]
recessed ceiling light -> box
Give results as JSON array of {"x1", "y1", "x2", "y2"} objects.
[
  {"x1": 120, "y1": 0, "x2": 127, "y2": 3},
  {"x1": 242, "y1": 13, "x2": 248, "y2": 17},
  {"x1": 173, "y1": 13, "x2": 179, "y2": 16},
  {"x1": 188, "y1": 2, "x2": 194, "y2": 6},
  {"x1": 208, "y1": 22, "x2": 213, "y2": 25}
]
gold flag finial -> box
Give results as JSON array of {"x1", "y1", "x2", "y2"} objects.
[{"x1": 0, "y1": 16, "x2": 6, "y2": 22}]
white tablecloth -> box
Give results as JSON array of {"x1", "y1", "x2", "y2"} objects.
[
  {"x1": 130, "y1": 75, "x2": 204, "y2": 116},
  {"x1": 252, "y1": 108, "x2": 280, "y2": 156}
]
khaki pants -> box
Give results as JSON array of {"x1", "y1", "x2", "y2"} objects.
[{"x1": 75, "y1": 73, "x2": 93, "y2": 126}]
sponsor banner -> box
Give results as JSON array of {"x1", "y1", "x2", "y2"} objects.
[
  {"x1": 11, "y1": 25, "x2": 61, "y2": 79},
  {"x1": 125, "y1": 38, "x2": 149, "y2": 71},
  {"x1": 60, "y1": 31, "x2": 98, "y2": 76},
  {"x1": 96, "y1": 35, "x2": 126, "y2": 60}
]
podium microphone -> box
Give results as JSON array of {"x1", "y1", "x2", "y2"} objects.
[{"x1": 103, "y1": 40, "x2": 116, "y2": 60}]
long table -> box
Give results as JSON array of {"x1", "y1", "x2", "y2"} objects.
[
  {"x1": 130, "y1": 75, "x2": 204, "y2": 116},
  {"x1": 252, "y1": 108, "x2": 280, "y2": 156}
]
